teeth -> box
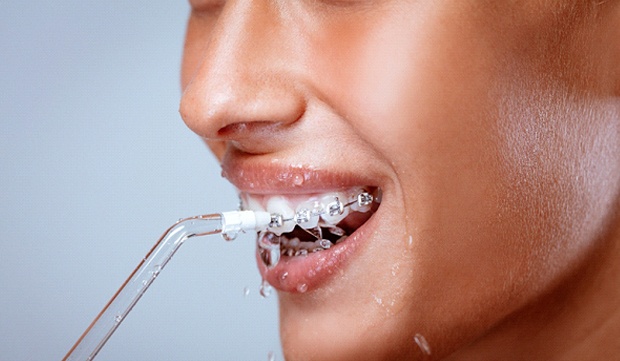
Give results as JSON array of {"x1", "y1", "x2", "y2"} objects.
[
  {"x1": 242, "y1": 194, "x2": 266, "y2": 212},
  {"x1": 249, "y1": 187, "x2": 379, "y2": 257},
  {"x1": 352, "y1": 193, "x2": 373, "y2": 213},
  {"x1": 320, "y1": 193, "x2": 349, "y2": 225},
  {"x1": 266, "y1": 196, "x2": 296, "y2": 235},
  {"x1": 243, "y1": 187, "x2": 375, "y2": 228},
  {"x1": 288, "y1": 237, "x2": 300, "y2": 249},
  {"x1": 294, "y1": 200, "x2": 322, "y2": 229}
]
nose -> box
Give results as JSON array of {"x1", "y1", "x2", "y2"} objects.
[{"x1": 179, "y1": 1, "x2": 306, "y2": 146}]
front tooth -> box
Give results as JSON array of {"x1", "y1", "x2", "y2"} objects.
[
  {"x1": 241, "y1": 194, "x2": 266, "y2": 212},
  {"x1": 266, "y1": 196, "x2": 296, "y2": 235},
  {"x1": 294, "y1": 200, "x2": 322, "y2": 229},
  {"x1": 320, "y1": 193, "x2": 349, "y2": 225}
]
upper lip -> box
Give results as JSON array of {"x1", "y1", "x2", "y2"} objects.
[{"x1": 220, "y1": 151, "x2": 380, "y2": 194}]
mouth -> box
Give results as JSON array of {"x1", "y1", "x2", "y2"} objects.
[{"x1": 240, "y1": 186, "x2": 382, "y2": 293}]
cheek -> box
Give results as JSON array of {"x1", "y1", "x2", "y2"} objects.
[
  {"x1": 313, "y1": 4, "x2": 496, "y2": 167},
  {"x1": 312, "y1": 2, "x2": 620, "y2": 342},
  {"x1": 495, "y1": 87, "x2": 620, "y2": 260}
]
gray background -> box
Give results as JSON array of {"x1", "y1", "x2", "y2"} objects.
[{"x1": 0, "y1": 1, "x2": 282, "y2": 360}]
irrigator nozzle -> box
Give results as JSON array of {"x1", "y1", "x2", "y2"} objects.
[
  {"x1": 221, "y1": 210, "x2": 272, "y2": 234},
  {"x1": 63, "y1": 209, "x2": 272, "y2": 361}
]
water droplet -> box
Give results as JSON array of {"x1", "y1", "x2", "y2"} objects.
[
  {"x1": 391, "y1": 263, "x2": 400, "y2": 277},
  {"x1": 258, "y1": 231, "x2": 281, "y2": 268},
  {"x1": 221, "y1": 232, "x2": 238, "y2": 241},
  {"x1": 293, "y1": 173, "x2": 304, "y2": 186},
  {"x1": 408, "y1": 235, "x2": 413, "y2": 247},
  {"x1": 323, "y1": 224, "x2": 346, "y2": 237},
  {"x1": 267, "y1": 350, "x2": 276, "y2": 361},
  {"x1": 373, "y1": 294, "x2": 383, "y2": 305},
  {"x1": 296, "y1": 283, "x2": 308, "y2": 293},
  {"x1": 319, "y1": 239, "x2": 332, "y2": 249},
  {"x1": 243, "y1": 287, "x2": 250, "y2": 297},
  {"x1": 414, "y1": 333, "x2": 431, "y2": 355},
  {"x1": 280, "y1": 272, "x2": 288, "y2": 281},
  {"x1": 114, "y1": 314, "x2": 123, "y2": 323},
  {"x1": 151, "y1": 265, "x2": 162, "y2": 277},
  {"x1": 259, "y1": 279, "x2": 272, "y2": 298}
]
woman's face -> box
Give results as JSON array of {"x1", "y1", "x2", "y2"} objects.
[{"x1": 180, "y1": 1, "x2": 620, "y2": 359}]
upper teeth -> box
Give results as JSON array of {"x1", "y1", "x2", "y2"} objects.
[
  {"x1": 319, "y1": 194, "x2": 349, "y2": 225},
  {"x1": 240, "y1": 188, "x2": 374, "y2": 236},
  {"x1": 264, "y1": 196, "x2": 295, "y2": 235}
]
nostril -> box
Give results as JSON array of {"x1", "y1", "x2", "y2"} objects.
[{"x1": 217, "y1": 121, "x2": 284, "y2": 139}]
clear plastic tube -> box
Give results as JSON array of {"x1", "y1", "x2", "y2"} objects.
[{"x1": 63, "y1": 211, "x2": 271, "y2": 361}]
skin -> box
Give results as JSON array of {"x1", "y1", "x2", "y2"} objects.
[{"x1": 179, "y1": 1, "x2": 620, "y2": 360}]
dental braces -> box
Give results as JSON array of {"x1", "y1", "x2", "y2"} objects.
[
  {"x1": 267, "y1": 191, "x2": 375, "y2": 229},
  {"x1": 256, "y1": 190, "x2": 377, "y2": 265}
]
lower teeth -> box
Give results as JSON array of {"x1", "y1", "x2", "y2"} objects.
[
  {"x1": 279, "y1": 237, "x2": 344, "y2": 256},
  {"x1": 258, "y1": 227, "x2": 350, "y2": 261},
  {"x1": 257, "y1": 229, "x2": 346, "y2": 265}
]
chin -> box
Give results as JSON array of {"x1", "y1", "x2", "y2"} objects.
[{"x1": 278, "y1": 298, "x2": 420, "y2": 361}]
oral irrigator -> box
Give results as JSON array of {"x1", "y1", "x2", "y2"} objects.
[
  {"x1": 63, "y1": 190, "x2": 375, "y2": 360},
  {"x1": 62, "y1": 211, "x2": 271, "y2": 361}
]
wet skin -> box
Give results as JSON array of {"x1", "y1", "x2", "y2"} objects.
[{"x1": 179, "y1": 1, "x2": 620, "y2": 360}]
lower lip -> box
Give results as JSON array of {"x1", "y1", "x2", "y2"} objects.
[{"x1": 256, "y1": 208, "x2": 380, "y2": 293}]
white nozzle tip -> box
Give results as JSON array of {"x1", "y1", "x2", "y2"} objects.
[{"x1": 221, "y1": 210, "x2": 272, "y2": 234}]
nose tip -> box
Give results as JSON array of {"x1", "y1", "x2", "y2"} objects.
[{"x1": 179, "y1": 71, "x2": 306, "y2": 140}]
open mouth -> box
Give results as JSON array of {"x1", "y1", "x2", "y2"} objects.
[{"x1": 240, "y1": 187, "x2": 381, "y2": 262}]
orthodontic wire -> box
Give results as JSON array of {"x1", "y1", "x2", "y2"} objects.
[{"x1": 268, "y1": 191, "x2": 374, "y2": 229}]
